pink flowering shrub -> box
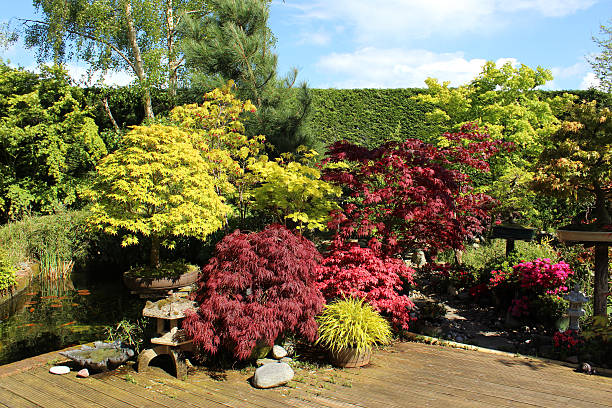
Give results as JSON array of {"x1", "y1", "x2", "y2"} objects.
[
  {"x1": 316, "y1": 244, "x2": 415, "y2": 330},
  {"x1": 489, "y1": 258, "x2": 573, "y2": 320}
]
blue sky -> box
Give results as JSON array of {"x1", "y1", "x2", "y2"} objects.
[{"x1": 2, "y1": 0, "x2": 611, "y2": 90}]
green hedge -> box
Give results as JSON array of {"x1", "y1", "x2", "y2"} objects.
[{"x1": 86, "y1": 87, "x2": 611, "y2": 151}]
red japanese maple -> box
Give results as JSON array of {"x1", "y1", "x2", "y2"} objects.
[
  {"x1": 316, "y1": 243, "x2": 415, "y2": 330},
  {"x1": 182, "y1": 225, "x2": 324, "y2": 360},
  {"x1": 323, "y1": 123, "x2": 507, "y2": 257}
]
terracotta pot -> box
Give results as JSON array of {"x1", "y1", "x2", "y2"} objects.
[
  {"x1": 122, "y1": 265, "x2": 199, "y2": 292},
  {"x1": 330, "y1": 347, "x2": 372, "y2": 368},
  {"x1": 556, "y1": 229, "x2": 612, "y2": 243}
]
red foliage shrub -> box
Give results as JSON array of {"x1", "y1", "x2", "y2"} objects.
[
  {"x1": 182, "y1": 225, "x2": 325, "y2": 360},
  {"x1": 323, "y1": 123, "x2": 508, "y2": 257},
  {"x1": 316, "y1": 244, "x2": 415, "y2": 330}
]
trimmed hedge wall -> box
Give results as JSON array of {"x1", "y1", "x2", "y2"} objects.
[
  {"x1": 85, "y1": 87, "x2": 611, "y2": 151},
  {"x1": 306, "y1": 88, "x2": 435, "y2": 149}
]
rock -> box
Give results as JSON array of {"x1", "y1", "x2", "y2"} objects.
[
  {"x1": 256, "y1": 358, "x2": 277, "y2": 367},
  {"x1": 272, "y1": 345, "x2": 288, "y2": 359},
  {"x1": 447, "y1": 285, "x2": 458, "y2": 297},
  {"x1": 76, "y1": 368, "x2": 89, "y2": 378},
  {"x1": 49, "y1": 366, "x2": 70, "y2": 375},
  {"x1": 280, "y1": 357, "x2": 293, "y2": 363},
  {"x1": 252, "y1": 362, "x2": 294, "y2": 389},
  {"x1": 412, "y1": 250, "x2": 427, "y2": 268},
  {"x1": 455, "y1": 336, "x2": 464, "y2": 343}
]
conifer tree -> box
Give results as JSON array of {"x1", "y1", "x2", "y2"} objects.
[{"x1": 181, "y1": 0, "x2": 312, "y2": 154}]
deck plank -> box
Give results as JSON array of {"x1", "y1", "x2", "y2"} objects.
[{"x1": 1, "y1": 341, "x2": 610, "y2": 408}]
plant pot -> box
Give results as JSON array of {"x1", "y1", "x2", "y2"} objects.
[
  {"x1": 122, "y1": 264, "x2": 199, "y2": 292},
  {"x1": 556, "y1": 229, "x2": 612, "y2": 243},
  {"x1": 330, "y1": 347, "x2": 372, "y2": 368}
]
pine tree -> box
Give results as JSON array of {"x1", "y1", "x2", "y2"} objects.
[{"x1": 181, "y1": 0, "x2": 312, "y2": 154}]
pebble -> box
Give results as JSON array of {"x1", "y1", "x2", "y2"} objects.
[
  {"x1": 76, "y1": 368, "x2": 89, "y2": 378},
  {"x1": 49, "y1": 366, "x2": 70, "y2": 375},
  {"x1": 272, "y1": 345, "x2": 288, "y2": 359}
]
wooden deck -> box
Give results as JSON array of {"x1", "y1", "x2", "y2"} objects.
[{"x1": 0, "y1": 341, "x2": 610, "y2": 408}]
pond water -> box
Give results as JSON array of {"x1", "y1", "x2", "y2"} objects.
[{"x1": 0, "y1": 273, "x2": 144, "y2": 366}]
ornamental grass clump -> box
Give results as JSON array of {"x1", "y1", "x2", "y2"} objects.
[{"x1": 316, "y1": 297, "x2": 392, "y2": 354}]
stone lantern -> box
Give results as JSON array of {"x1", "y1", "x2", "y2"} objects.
[{"x1": 563, "y1": 284, "x2": 589, "y2": 331}]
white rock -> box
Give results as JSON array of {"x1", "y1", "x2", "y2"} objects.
[
  {"x1": 252, "y1": 362, "x2": 294, "y2": 389},
  {"x1": 272, "y1": 345, "x2": 288, "y2": 359},
  {"x1": 280, "y1": 357, "x2": 293, "y2": 363},
  {"x1": 49, "y1": 366, "x2": 70, "y2": 375}
]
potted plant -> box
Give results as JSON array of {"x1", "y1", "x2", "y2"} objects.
[
  {"x1": 87, "y1": 124, "x2": 231, "y2": 292},
  {"x1": 316, "y1": 297, "x2": 391, "y2": 368},
  {"x1": 533, "y1": 100, "x2": 612, "y2": 316}
]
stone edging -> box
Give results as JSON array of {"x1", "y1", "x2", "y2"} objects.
[{"x1": 403, "y1": 331, "x2": 612, "y2": 377}]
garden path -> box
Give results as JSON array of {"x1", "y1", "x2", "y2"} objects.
[{"x1": 0, "y1": 341, "x2": 610, "y2": 407}]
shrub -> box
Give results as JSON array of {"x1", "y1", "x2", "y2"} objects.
[
  {"x1": 0, "y1": 210, "x2": 90, "y2": 270},
  {"x1": 182, "y1": 225, "x2": 325, "y2": 360},
  {"x1": 316, "y1": 244, "x2": 415, "y2": 330},
  {"x1": 323, "y1": 123, "x2": 508, "y2": 257},
  {"x1": 489, "y1": 258, "x2": 573, "y2": 323},
  {"x1": 87, "y1": 124, "x2": 230, "y2": 268},
  {"x1": 316, "y1": 297, "x2": 392, "y2": 353},
  {"x1": 0, "y1": 252, "x2": 16, "y2": 295}
]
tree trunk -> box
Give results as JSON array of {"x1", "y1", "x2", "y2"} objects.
[
  {"x1": 594, "y1": 182, "x2": 611, "y2": 225},
  {"x1": 166, "y1": 1, "x2": 178, "y2": 101},
  {"x1": 593, "y1": 244, "x2": 609, "y2": 317},
  {"x1": 124, "y1": 0, "x2": 154, "y2": 119},
  {"x1": 150, "y1": 234, "x2": 161, "y2": 269}
]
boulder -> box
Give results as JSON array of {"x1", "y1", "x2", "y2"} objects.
[
  {"x1": 255, "y1": 358, "x2": 277, "y2": 367},
  {"x1": 252, "y1": 362, "x2": 294, "y2": 389}
]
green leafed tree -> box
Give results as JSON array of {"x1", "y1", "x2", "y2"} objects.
[
  {"x1": 415, "y1": 61, "x2": 576, "y2": 225},
  {"x1": 181, "y1": 0, "x2": 312, "y2": 154},
  {"x1": 23, "y1": 0, "x2": 208, "y2": 120},
  {"x1": 248, "y1": 149, "x2": 341, "y2": 231},
  {"x1": 588, "y1": 20, "x2": 612, "y2": 93},
  {"x1": 0, "y1": 62, "x2": 106, "y2": 222},
  {"x1": 87, "y1": 123, "x2": 230, "y2": 268}
]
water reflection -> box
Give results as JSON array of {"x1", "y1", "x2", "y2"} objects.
[{"x1": 0, "y1": 273, "x2": 142, "y2": 365}]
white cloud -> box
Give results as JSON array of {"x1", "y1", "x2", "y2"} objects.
[
  {"x1": 580, "y1": 72, "x2": 600, "y2": 89},
  {"x1": 290, "y1": 0, "x2": 598, "y2": 43},
  {"x1": 316, "y1": 47, "x2": 490, "y2": 88},
  {"x1": 297, "y1": 31, "x2": 331, "y2": 46},
  {"x1": 16, "y1": 62, "x2": 135, "y2": 87},
  {"x1": 499, "y1": 0, "x2": 597, "y2": 17}
]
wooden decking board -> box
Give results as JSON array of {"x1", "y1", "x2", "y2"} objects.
[
  {"x1": 2, "y1": 341, "x2": 611, "y2": 408},
  {"x1": 0, "y1": 374, "x2": 86, "y2": 408},
  {"x1": 103, "y1": 375, "x2": 210, "y2": 408},
  {"x1": 137, "y1": 370, "x2": 266, "y2": 408},
  {"x1": 374, "y1": 346, "x2": 612, "y2": 404},
  {"x1": 139, "y1": 369, "x2": 297, "y2": 408},
  {"x1": 15, "y1": 370, "x2": 112, "y2": 408},
  {"x1": 0, "y1": 383, "x2": 44, "y2": 408},
  {"x1": 379, "y1": 345, "x2": 612, "y2": 394},
  {"x1": 28, "y1": 368, "x2": 145, "y2": 408},
  {"x1": 352, "y1": 355, "x2": 607, "y2": 408}
]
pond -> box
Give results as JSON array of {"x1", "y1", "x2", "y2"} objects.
[{"x1": 0, "y1": 272, "x2": 144, "y2": 366}]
